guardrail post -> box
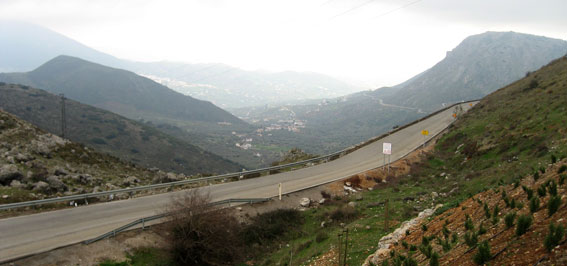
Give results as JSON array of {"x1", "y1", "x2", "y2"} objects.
[
  {"x1": 279, "y1": 183, "x2": 282, "y2": 201},
  {"x1": 142, "y1": 218, "x2": 145, "y2": 230}
]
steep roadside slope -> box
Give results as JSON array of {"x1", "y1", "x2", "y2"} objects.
[
  {"x1": 0, "y1": 83, "x2": 243, "y2": 175},
  {"x1": 0, "y1": 108, "x2": 159, "y2": 205},
  {"x1": 364, "y1": 54, "x2": 567, "y2": 265}
]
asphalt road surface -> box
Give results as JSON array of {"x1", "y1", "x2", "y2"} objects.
[{"x1": 0, "y1": 102, "x2": 475, "y2": 262}]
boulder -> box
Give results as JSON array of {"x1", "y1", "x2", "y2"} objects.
[
  {"x1": 14, "y1": 153, "x2": 34, "y2": 163},
  {"x1": 431, "y1": 192, "x2": 439, "y2": 198},
  {"x1": 299, "y1": 197, "x2": 311, "y2": 207},
  {"x1": 32, "y1": 181, "x2": 49, "y2": 193},
  {"x1": 54, "y1": 167, "x2": 68, "y2": 176},
  {"x1": 10, "y1": 180, "x2": 24, "y2": 188},
  {"x1": 348, "y1": 201, "x2": 357, "y2": 208},
  {"x1": 319, "y1": 198, "x2": 326, "y2": 205},
  {"x1": 355, "y1": 194, "x2": 363, "y2": 201},
  {"x1": 46, "y1": 176, "x2": 67, "y2": 192},
  {"x1": 122, "y1": 176, "x2": 141, "y2": 186},
  {"x1": 0, "y1": 164, "x2": 23, "y2": 186}
]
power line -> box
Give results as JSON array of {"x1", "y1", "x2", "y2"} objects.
[
  {"x1": 372, "y1": 0, "x2": 424, "y2": 19},
  {"x1": 329, "y1": 0, "x2": 376, "y2": 20}
]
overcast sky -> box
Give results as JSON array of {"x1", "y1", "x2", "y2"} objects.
[{"x1": 1, "y1": 0, "x2": 566, "y2": 87}]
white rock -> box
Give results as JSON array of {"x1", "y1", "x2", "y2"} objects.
[{"x1": 299, "y1": 197, "x2": 310, "y2": 207}]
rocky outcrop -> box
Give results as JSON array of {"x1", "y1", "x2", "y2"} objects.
[
  {"x1": 363, "y1": 204, "x2": 442, "y2": 266},
  {"x1": 0, "y1": 164, "x2": 23, "y2": 185}
]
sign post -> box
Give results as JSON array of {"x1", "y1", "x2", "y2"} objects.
[
  {"x1": 421, "y1": 130, "x2": 429, "y2": 149},
  {"x1": 383, "y1": 142, "x2": 392, "y2": 174}
]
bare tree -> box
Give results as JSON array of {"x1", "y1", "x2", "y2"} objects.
[{"x1": 164, "y1": 189, "x2": 243, "y2": 265}]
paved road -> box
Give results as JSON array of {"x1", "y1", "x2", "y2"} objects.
[{"x1": 0, "y1": 102, "x2": 475, "y2": 262}]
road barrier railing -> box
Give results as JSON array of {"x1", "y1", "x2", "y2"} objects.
[
  {"x1": 82, "y1": 197, "x2": 269, "y2": 244},
  {"x1": 0, "y1": 100, "x2": 479, "y2": 211}
]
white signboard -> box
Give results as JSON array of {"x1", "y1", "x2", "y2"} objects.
[{"x1": 383, "y1": 142, "x2": 392, "y2": 155}]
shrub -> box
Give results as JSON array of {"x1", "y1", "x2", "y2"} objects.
[
  {"x1": 537, "y1": 185, "x2": 547, "y2": 197},
  {"x1": 539, "y1": 166, "x2": 546, "y2": 174},
  {"x1": 516, "y1": 215, "x2": 533, "y2": 236},
  {"x1": 464, "y1": 232, "x2": 478, "y2": 247},
  {"x1": 421, "y1": 235, "x2": 431, "y2": 246},
  {"x1": 442, "y1": 225, "x2": 450, "y2": 239},
  {"x1": 165, "y1": 190, "x2": 243, "y2": 265},
  {"x1": 523, "y1": 186, "x2": 534, "y2": 200},
  {"x1": 430, "y1": 251, "x2": 439, "y2": 266},
  {"x1": 483, "y1": 203, "x2": 491, "y2": 219},
  {"x1": 473, "y1": 241, "x2": 492, "y2": 265},
  {"x1": 242, "y1": 209, "x2": 303, "y2": 244},
  {"x1": 451, "y1": 232, "x2": 459, "y2": 244},
  {"x1": 510, "y1": 198, "x2": 517, "y2": 209},
  {"x1": 534, "y1": 171, "x2": 540, "y2": 181},
  {"x1": 551, "y1": 154, "x2": 557, "y2": 164},
  {"x1": 530, "y1": 197, "x2": 540, "y2": 213},
  {"x1": 401, "y1": 240, "x2": 409, "y2": 249},
  {"x1": 422, "y1": 224, "x2": 428, "y2": 232},
  {"x1": 330, "y1": 206, "x2": 358, "y2": 222},
  {"x1": 465, "y1": 215, "x2": 474, "y2": 231},
  {"x1": 544, "y1": 223, "x2": 565, "y2": 252},
  {"x1": 548, "y1": 196, "x2": 561, "y2": 217},
  {"x1": 441, "y1": 238, "x2": 452, "y2": 252},
  {"x1": 505, "y1": 212, "x2": 516, "y2": 228},
  {"x1": 409, "y1": 244, "x2": 417, "y2": 251},
  {"x1": 558, "y1": 165, "x2": 567, "y2": 174},
  {"x1": 548, "y1": 180, "x2": 558, "y2": 196},
  {"x1": 492, "y1": 205, "x2": 500, "y2": 218},
  {"x1": 315, "y1": 231, "x2": 328, "y2": 243},
  {"x1": 560, "y1": 174, "x2": 566, "y2": 186},
  {"x1": 477, "y1": 223, "x2": 487, "y2": 235},
  {"x1": 320, "y1": 190, "x2": 331, "y2": 199},
  {"x1": 503, "y1": 197, "x2": 510, "y2": 208},
  {"x1": 419, "y1": 244, "x2": 433, "y2": 258}
]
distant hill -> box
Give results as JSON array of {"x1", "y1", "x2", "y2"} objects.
[
  {"x1": 0, "y1": 20, "x2": 125, "y2": 72},
  {"x1": 0, "y1": 21, "x2": 360, "y2": 108},
  {"x1": 232, "y1": 31, "x2": 567, "y2": 154},
  {"x1": 0, "y1": 83, "x2": 243, "y2": 175},
  {"x1": 133, "y1": 62, "x2": 360, "y2": 108},
  {"x1": 0, "y1": 55, "x2": 245, "y2": 125},
  {"x1": 383, "y1": 31, "x2": 567, "y2": 111}
]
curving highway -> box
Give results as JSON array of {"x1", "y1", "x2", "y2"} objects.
[{"x1": 0, "y1": 102, "x2": 475, "y2": 262}]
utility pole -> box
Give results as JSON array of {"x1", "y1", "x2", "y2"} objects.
[{"x1": 60, "y1": 94, "x2": 66, "y2": 138}]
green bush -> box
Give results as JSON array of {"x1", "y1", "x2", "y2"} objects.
[
  {"x1": 465, "y1": 215, "x2": 474, "y2": 231},
  {"x1": 539, "y1": 166, "x2": 546, "y2": 174},
  {"x1": 523, "y1": 186, "x2": 534, "y2": 200},
  {"x1": 430, "y1": 251, "x2": 440, "y2": 266},
  {"x1": 451, "y1": 232, "x2": 458, "y2": 244},
  {"x1": 560, "y1": 174, "x2": 566, "y2": 185},
  {"x1": 473, "y1": 241, "x2": 492, "y2": 265},
  {"x1": 530, "y1": 197, "x2": 540, "y2": 213},
  {"x1": 537, "y1": 185, "x2": 547, "y2": 197},
  {"x1": 442, "y1": 225, "x2": 450, "y2": 239},
  {"x1": 401, "y1": 240, "x2": 409, "y2": 249},
  {"x1": 330, "y1": 206, "x2": 358, "y2": 222},
  {"x1": 551, "y1": 154, "x2": 557, "y2": 164},
  {"x1": 242, "y1": 209, "x2": 304, "y2": 244},
  {"x1": 510, "y1": 198, "x2": 517, "y2": 209},
  {"x1": 516, "y1": 214, "x2": 533, "y2": 236},
  {"x1": 558, "y1": 165, "x2": 567, "y2": 174},
  {"x1": 492, "y1": 205, "x2": 500, "y2": 218},
  {"x1": 505, "y1": 212, "x2": 516, "y2": 228},
  {"x1": 419, "y1": 244, "x2": 433, "y2": 258},
  {"x1": 315, "y1": 231, "x2": 328, "y2": 243},
  {"x1": 441, "y1": 238, "x2": 452, "y2": 252},
  {"x1": 548, "y1": 180, "x2": 557, "y2": 196},
  {"x1": 548, "y1": 195, "x2": 561, "y2": 217},
  {"x1": 477, "y1": 223, "x2": 487, "y2": 235},
  {"x1": 464, "y1": 231, "x2": 478, "y2": 247},
  {"x1": 544, "y1": 223, "x2": 565, "y2": 252},
  {"x1": 534, "y1": 171, "x2": 540, "y2": 181},
  {"x1": 422, "y1": 224, "x2": 428, "y2": 231},
  {"x1": 483, "y1": 203, "x2": 491, "y2": 218}
]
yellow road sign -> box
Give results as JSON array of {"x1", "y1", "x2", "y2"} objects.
[{"x1": 421, "y1": 130, "x2": 429, "y2": 136}]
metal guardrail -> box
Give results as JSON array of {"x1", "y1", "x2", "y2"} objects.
[
  {"x1": 82, "y1": 197, "x2": 269, "y2": 244},
  {"x1": 0, "y1": 100, "x2": 479, "y2": 211}
]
